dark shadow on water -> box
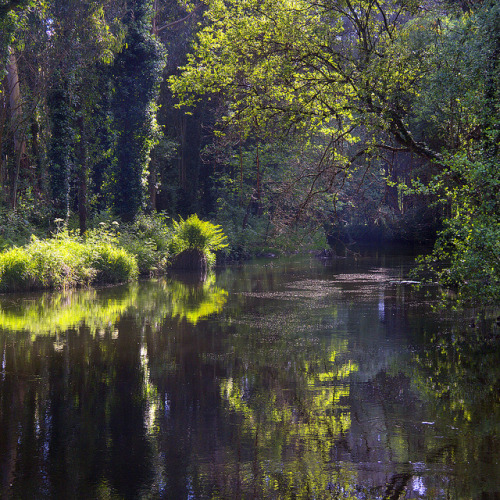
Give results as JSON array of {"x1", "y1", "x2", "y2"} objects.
[{"x1": 0, "y1": 255, "x2": 498, "y2": 499}]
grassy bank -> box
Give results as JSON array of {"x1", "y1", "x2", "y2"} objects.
[
  {"x1": 0, "y1": 213, "x2": 229, "y2": 293},
  {"x1": 0, "y1": 231, "x2": 138, "y2": 292}
]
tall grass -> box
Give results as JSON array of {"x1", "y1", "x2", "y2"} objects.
[
  {"x1": 0, "y1": 213, "x2": 229, "y2": 292},
  {"x1": 118, "y1": 213, "x2": 171, "y2": 275},
  {"x1": 0, "y1": 231, "x2": 138, "y2": 292}
]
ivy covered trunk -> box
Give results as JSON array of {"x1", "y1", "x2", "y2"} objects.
[
  {"x1": 48, "y1": 71, "x2": 73, "y2": 221},
  {"x1": 111, "y1": 0, "x2": 165, "y2": 222}
]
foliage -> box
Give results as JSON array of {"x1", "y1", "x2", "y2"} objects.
[
  {"x1": 170, "y1": 0, "x2": 439, "y2": 158},
  {"x1": 0, "y1": 0, "x2": 34, "y2": 78},
  {"x1": 47, "y1": 69, "x2": 73, "y2": 219},
  {"x1": 0, "y1": 0, "x2": 498, "y2": 306},
  {"x1": 170, "y1": 214, "x2": 228, "y2": 259},
  {"x1": 111, "y1": 0, "x2": 166, "y2": 221},
  {"x1": 408, "y1": 2, "x2": 500, "y2": 306},
  {"x1": 118, "y1": 213, "x2": 172, "y2": 275},
  {"x1": 0, "y1": 206, "x2": 49, "y2": 248},
  {"x1": 85, "y1": 240, "x2": 138, "y2": 285},
  {"x1": 170, "y1": 0, "x2": 500, "y2": 305},
  {"x1": 414, "y1": 157, "x2": 500, "y2": 306},
  {"x1": 0, "y1": 228, "x2": 138, "y2": 292}
]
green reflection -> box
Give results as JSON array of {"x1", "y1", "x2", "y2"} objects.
[
  {"x1": 0, "y1": 288, "x2": 136, "y2": 336},
  {"x1": 205, "y1": 316, "x2": 361, "y2": 497},
  {"x1": 0, "y1": 274, "x2": 228, "y2": 335},
  {"x1": 0, "y1": 256, "x2": 498, "y2": 499},
  {"x1": 168, "y1": 274, "x2": 228, "y2": 325},
  {"x1": 407, "y1": 324, "x2": 500, "y2": 498}
]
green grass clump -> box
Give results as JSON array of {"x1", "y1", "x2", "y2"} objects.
[
  {"x1": 84, "y1": 226, "x2": 139, "y2": 284},
  {"x1": 169, "y1": 214, "x2": 228, "y2": 268},
  {"x1": 86, "y1": 243, "x2": 138, "y2": 284},
  {"x1": 170, "y1": 214, "x2": 227, "y2": 258},
  {"x1": 0, "y1": 246, "x2": 36, "y2": 291},
  {"x1": 0, "y1": 230, "x2": 138, "y2": 293}
]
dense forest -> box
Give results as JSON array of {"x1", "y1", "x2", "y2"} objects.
[{"x1": 0, "y1": 0, "x2": 498, "y2": 304}]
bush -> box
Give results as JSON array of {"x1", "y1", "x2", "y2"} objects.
[
  {"x1": 129, "y1": 213, "x2": 172, "y2": 251},
  {"x1": 87, "y1": 243, "x2": 138, "y2": 284},
  {"x1": 118, "y1": 214, "x2": 170, "y2": 275},
  {"x1": 0, "y1": 208, "x2": 47, "y2": 248},
  {"x1": 0, "y1": 247, "x2": 35, "y2": 292},
  {"x1": 28, "y1": 235, "x2": 91, "y2": 288},
  {"x1": 0, "y1": 229, "x2": 138, "y2": 293},
  {"x1": 170, "y1": 214, "x2": 228, "y2": 257},
  {"x1": 118, "y1": 236, "x2": 160, "y2": 275},
  {"x1": 0, "y1": 235, "x2": 90, "y2": 291}
]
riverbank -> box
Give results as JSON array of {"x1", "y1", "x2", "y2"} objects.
[{"x1": 0, "y1": 214, "x2": 227, "y2": 293}]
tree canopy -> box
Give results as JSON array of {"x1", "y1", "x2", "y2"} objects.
[
  {"x1": 0, "y1": 0, "x2": 498, "y2": 305},
  {"x1": 170, "y1": 0, "x2": 500, "y2": 305}
]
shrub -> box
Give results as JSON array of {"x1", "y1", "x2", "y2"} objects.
[
  {"x1": 118, "y1": 214, "x2": 171, "y2": 275},
  {"x1": 80, "y1": 225, "x2": 139, "y2": 283},
  {"x1": 87, "y1": 243, "x2": 138, "y2": 284},
  {"x1": 0, "y1": 247, "x2": 35, "y2": 292},
  {"x1": 118, "y1": 236, "x2": 166, "y2": 276},
  {"x1": 0, "y1": 235, "x2": 90, "y2": 291},
  {"x1": 0, "y1": 229, "x2": 138, "y2": 292},
  {"x1": 129, "y1": 213, "x2": 172, "y2": 252},
  {"x1": 170, "y1": 214, "x2": 228, "y2": 257},
  {"x1": 31, "y1": 234, "x2": 94, "y2": 288}
]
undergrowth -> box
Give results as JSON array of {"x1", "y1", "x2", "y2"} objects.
[
  {"x1": 0, "y1": 212, "x2": 229, "y2": 292},
  {"x1": 0, "y1": 230, "x2": 138, "y2": 292}
]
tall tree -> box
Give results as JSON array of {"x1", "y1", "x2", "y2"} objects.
[
  {"x1": 171, "y1": 0, "x2": 499, "y2": 304},
  {"x1": 111, "y1": 0, "x2": 165, "y2": 222},
  {"x1": 0, "y1": 0, "x2": 38, "y2": 207},
  {"x1": 46, "y1": 0, "x2": 123, "y2": 226}
]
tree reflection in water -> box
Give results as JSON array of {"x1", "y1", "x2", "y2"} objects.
[{"x1": 0, "y1": 257, "x2": 498, "y2": 499}]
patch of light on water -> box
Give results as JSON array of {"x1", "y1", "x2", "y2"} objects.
[
  {"x1": 164, "y1": 393, "x2": 170, "y2": 417},
  {"x1": 412, "y1": 476, "x2": 427, "y2": 496},
  {"x1": 140, "y1": 343, "x2": 160, "y2": 436}
]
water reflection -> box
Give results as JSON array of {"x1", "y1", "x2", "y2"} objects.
[
  {"x1": 0, "y1": 273, "x2": 228, "y2": 335},
  {"x1": 0, "y1": 255, "x2": 498, "y2": 499}
]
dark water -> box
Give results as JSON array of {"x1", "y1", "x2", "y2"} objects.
[{"x1": 0, "y1": 252, "x2": 499, "y2": 499}]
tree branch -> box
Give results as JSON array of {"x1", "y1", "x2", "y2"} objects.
[{"x1": 157, "y1": 4, "x2": 202, "y2": 33}]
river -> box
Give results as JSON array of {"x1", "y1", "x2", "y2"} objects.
[{"x1": 0, "y1": 250, "x2": 498, "y2": 499}]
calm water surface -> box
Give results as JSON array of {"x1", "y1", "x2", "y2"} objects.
[{"x1": 0, "y1": 252, "x2": 499, "y2": 499}]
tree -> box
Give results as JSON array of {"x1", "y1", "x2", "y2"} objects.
[
  {"x1": 412, "y1": 0, "x2": 500, "y2": 305},
  {"x1": 111, "y1": 0, "x2": 165, "y2": 222},
  {"x1": 46, "y1": 1, "x2": 125, "y2": 228},
  {"x1": 171, "y1": 0, "x2": 499, "y2": 304},
  {"x1": 0, "y1": 0, "x2": 39, "y2": 208}
]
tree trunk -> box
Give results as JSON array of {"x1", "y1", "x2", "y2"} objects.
[
  {"x1": 77, "y1": 114, "x2": 87, "y2": 235},
  {"x1": 0, "y1": 91, "x2": 6, "y2": 201},
  {"x1": 6, "y1": 48, "x2": 27, "y2": 210},
  {"x1": 148, "y1": 167, "x2": 157, "y2": 210},
  {"x1": 179, "y1": 114, "x2": 187, "y2": 189}
]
